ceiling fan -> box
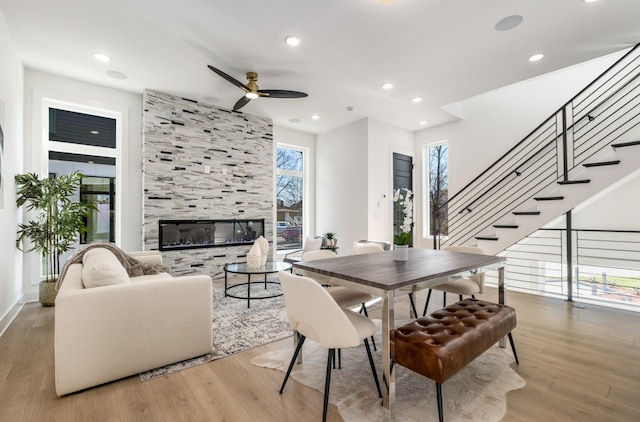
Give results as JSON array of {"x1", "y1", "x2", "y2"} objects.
[{"x1": 207, "y1": 65, "x2": 308, "y2": 111}]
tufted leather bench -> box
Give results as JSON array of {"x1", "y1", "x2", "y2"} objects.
[{"x1": 391, "y1": 298, "x2": 519, "y2": 422}]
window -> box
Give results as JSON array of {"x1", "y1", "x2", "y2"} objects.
[
  {"x1": 425, "y1": 143, "x2": 448, "y2": 238},
  {"x1": 46, "y1": 105, "x2": 119, "y2": 264},
  {"x1": 276, "y1": 146, "x2": 304, "y2": 251}
]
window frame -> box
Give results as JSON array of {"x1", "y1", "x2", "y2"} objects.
[{"x1": 275, "y1": 143, "x2": 309, "y2": 251}]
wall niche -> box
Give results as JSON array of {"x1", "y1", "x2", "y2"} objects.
[{"x1": 142, "y1": 89, "x2": 273, "y2": 278}]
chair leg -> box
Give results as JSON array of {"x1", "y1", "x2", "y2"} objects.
[
  {"x1": 508, "y1": 332, "x2": 519, "y2": 365},
  {"x1": 422, "y1": 289, "x2": 432, "y2": 316},
  {"x1": 338, "y1": 348, "x2": 342, "y2": 369},
  {"x1": 436, "y1": 382, "x2": 444, "y2": 422},
  {"x1": 361, "y1": 304, "x2": 377, "y2": 351},
  {"x1": 459, "y1": 294, "x2": 463, "y2": 301},
  {"x1": 279, "y1": 335, "x2": 306, "y2": 394},
  {"x1": 323, "y1": 349, "x2": 335, "y2": 422},
  {"x1": 443, "y1": 292, "x2": 447, "y2": 307},
  {"x1": 408, "y1": 293, "x2": 418, "y2": 318},
  {"x1": 364, "y1": 338, "x2": 382, "y2": 398}
]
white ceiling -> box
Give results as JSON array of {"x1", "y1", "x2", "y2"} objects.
[{"x1": 1, "y1": 0, "x2": 639, "y2": 134}]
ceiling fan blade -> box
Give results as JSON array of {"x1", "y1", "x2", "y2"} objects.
[
  {"x1": 207, "y1": 65, "x2": 250, "y2": 91},
  {"x1": 258, "y1": 89, "x2": 308, "y2": 99},
  {"x1": 233, "y1": 96, "x2": 252, "y2": 110}
]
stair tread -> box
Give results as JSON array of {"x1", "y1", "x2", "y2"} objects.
[
  {"x1": 513, "y1": 211, "x2": 541, "y2": 215},
  {"x1": 475, "y1": 235, "x2": 499, "y2": 241},
  {"x1": 611, "y1": 140, "x2": 640, "y2": 149},
  {"x1": 534, "y1": 196, "x2": 564, "y2": 201},
  {"x1": 557, "y1": 179, "x2": 591, "y2": 185},
  {"x1": 583, "y1": 160, "x2": 621, "y2": 168}
]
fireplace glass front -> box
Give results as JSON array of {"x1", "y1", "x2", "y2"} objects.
[{"x1": 159, "y1": 219, "x2": 265, "y2": 251}]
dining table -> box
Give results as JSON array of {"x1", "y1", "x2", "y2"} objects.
[{"x1": 293, "y1": 246, "x2": 506, "y2": 422}]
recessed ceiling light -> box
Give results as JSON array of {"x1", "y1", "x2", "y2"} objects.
[
  {"x1": 106, "y1": 70, "x2": 127, "y2": 79},
  {"x1": 411, "y1": 97, "x2": 423, "y2": 103},
  {"x1": 583, "y1": 0, "x2": 597, "y2": 3},
  {"x1": 381, "y1": 82, "x2": 394, "y2": 90},
  {"x1": 311, "y1": 114, "x2": 320, "y2": 120},
  {"x1": 284, "y1": 35, "x2": 300, "y2": 47},
  {"x1": 529, "y1": 53, "x2": 544, "y2": 62},
  {"x1": 93, "y1": 52, "x2": 111, "y2": 62},
  {"x1": 289, "y1": 118, "x2": 301, "y2": 123},
  {"x1": 419, "y1": 121, "x2": 428, "y2": 126},
  {"x1": 495, "y1": 15, "x2": 523, "y2": 31},
  {"x1": 90, "y1": 130, "x2": 99, "y2": 135},
  {"x1": 204, "y1": 96, "x2": 219, "y2": 104},
  {"x1": 377, "y1": 0, "x2": 399, "y2": 3}
]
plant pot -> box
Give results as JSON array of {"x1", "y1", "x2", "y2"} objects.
[
  {"x1": 39, "y1": 281, "x2": 57, "y2": 307},
  {"x1": 394, "y1": 245, "x2": 409, "y2": 261}
]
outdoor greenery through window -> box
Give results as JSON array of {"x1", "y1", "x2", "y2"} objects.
[
  {"x1": 276, "y1": 146, "x2": 304, "y2": 251},
  {"x1": 427, "y1": 143, "x2": 448, "y2": 238}
]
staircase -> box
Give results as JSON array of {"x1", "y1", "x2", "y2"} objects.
[{"x1": 440, "y1": 44, "x2": 640, "y2": 256}]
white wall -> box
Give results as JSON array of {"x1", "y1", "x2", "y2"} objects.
[
  {"x1": 367, "y1": 119, "x2": 415, "y2": 243},
  {"x1": 0, "y1": 8, "x2": 24, "y2": 333},
  {"x1": 316, "y1": 118, "x2": 369, "y2": 255},
  {"x1": 22, "y1": 70, "x2": 142, "y2": 297}
]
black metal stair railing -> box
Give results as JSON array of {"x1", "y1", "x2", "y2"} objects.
[{"x1": 437, "y1": 43, "x2": 640, "y2": 249}]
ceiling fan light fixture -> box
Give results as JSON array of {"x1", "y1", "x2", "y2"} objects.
[{"x1": 245, "y1": 92, "x2": 259, "y2": 99}]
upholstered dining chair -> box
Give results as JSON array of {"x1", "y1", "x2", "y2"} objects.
[
  {"x1": 300, "y1": 249, "x2": 376, "y2": 351},
  {"x1": 422, "y1": 245, "x2": 486, "y2": 316},
  {"x1": 278, "y1": 271, "x2": 382, "y2": 422},
  {"x1": 283, "y1": 235, "x2": 323, "y2": 264}
]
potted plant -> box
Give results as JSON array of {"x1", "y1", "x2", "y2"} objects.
[
  {"x1": 323, "y1": 232, "x2": 337, "y2": 247},
  {"x1": 393, "y1": 188, "x2": 413, "y2": 261},
  {"x1": 15, "y1": 171, "x2": 93, "y2": 306}
]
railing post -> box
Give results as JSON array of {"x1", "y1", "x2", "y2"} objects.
[
  {"x1": 562, "y1": 106, "x2": 569, "y2": 182},
  {"x1": 566, "y1": 210, "x2": 573, "y2": 302}
]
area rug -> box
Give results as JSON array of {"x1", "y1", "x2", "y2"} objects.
[
  {"x1": 251, "y1": 320, "x2": 525, "y2": 421},
  {"x1": 140, "y1": 276, "x2": 292, "y2": 381}
]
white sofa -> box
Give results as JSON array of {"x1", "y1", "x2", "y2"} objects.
[{"x1": 54, "y1": 250, "x2": 213, "y2": 396}]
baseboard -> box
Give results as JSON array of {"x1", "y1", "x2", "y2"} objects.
[{"x1": 0, "y1": 297, "x2": 26, "y2": 338}]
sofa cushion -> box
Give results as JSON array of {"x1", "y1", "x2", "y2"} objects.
[{"x1": 81, "y1": 248, "x2": 130, "y2": 288}]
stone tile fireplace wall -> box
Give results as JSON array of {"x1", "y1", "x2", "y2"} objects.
[{"x1": 142, "y1": 90, "x2": 273, "y2": 278}]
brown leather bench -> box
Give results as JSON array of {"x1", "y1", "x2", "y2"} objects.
[{"x1": 391, "y1": 298, "x2": 519, "y2": 422}]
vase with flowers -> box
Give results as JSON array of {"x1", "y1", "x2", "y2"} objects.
[{"x1": 393, "y1": 187, "x2": 413, "y2": 261}]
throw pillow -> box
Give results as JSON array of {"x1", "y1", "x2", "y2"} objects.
[{"x1": 81, "y1": 247, "x2": 130, "y2": 288}]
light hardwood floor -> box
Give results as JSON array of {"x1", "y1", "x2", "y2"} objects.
[{"x1": 0, "y1": 285, "x2": 639, "y2": 422}]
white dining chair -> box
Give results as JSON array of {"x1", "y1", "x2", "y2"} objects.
[
  {"x1": 422, "y1": 245, "x2": 487, "y2": 316},
  {"x1": 300, "y1": 249, "x2": 376, "y2": 351},
  {"x1": 283, "y1": 235, "x2": 323, "y2": 263},
  {"x1": 278, "y1": 270, "x2": 382, "y2": 422}
]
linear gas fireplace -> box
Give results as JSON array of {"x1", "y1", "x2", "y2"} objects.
[{"x1": 159, "y1": 219, "x2": 265, "y2": 251}]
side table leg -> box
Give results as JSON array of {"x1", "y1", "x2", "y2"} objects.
[{"x1": 224, "y1": 270, "x2": 228, "y2": 297}]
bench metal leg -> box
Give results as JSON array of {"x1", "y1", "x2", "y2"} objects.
[
  {"x1": 436, "y1": 382, "x2": 444, "y2": 422},
  {"x1": 508, "y1": 332, "x2": 519, "y2": 365}
]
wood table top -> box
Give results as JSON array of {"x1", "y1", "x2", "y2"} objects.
[{"x1": 293, "y1": 247, "x2": 505, "y2": 291}]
